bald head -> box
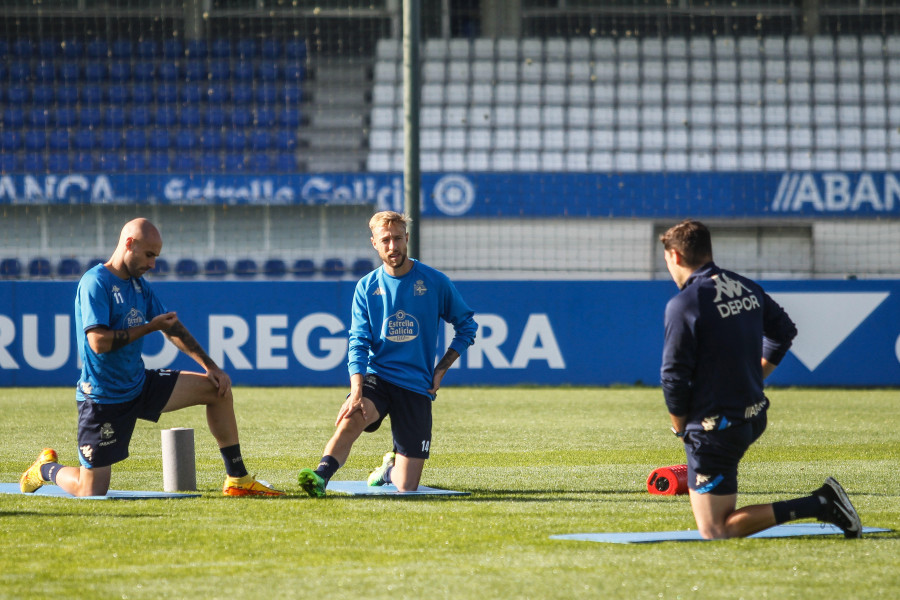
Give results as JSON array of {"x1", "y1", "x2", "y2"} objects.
[{"x1": 109, "y1": 218, "x2": 162, "y2": 279}]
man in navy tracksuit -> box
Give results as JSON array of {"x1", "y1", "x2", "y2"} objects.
[{"x1": 660, "y1": 219, "x2": 862, "y2": 539}]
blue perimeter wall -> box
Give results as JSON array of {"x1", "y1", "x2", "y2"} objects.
[{"x1": 2, "y1": 279, "x2": 898, "y2": 387}]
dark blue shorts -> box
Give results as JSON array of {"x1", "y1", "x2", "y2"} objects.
[
  {"x1": 683, "y1": 411, "x2": 767, "y2": 495},
  {"x1": 77, "y1": 369, "x2": 180, "y2": 469},
  {"x1": 361, "y1": 374, "x2": 432, "y2": 459}
]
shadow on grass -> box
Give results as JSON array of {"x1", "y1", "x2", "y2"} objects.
[{"x1": 0, "y1": 509, "x2": 162, "y2": 518}]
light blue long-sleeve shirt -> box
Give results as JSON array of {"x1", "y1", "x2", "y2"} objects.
[{"x1": 348, "y1": 259, "x2": 477, "y2": 398}]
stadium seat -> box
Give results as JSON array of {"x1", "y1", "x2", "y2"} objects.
[
  {"x1": 149, "y1": 257, "x2": 170, "y2": 277},
  {"x1": 108, "y1": 61, "x2": 131, "y2": 82},
  {"x1": 27, "y1": 108, "x2": 51, "y2": 128},
  {"x1": 2, "y1": 108, "x2": 25, "y2": 129},
  {"x1": 131, "y1": 84, "x2": 154, "y2": 105},
  {"x1": 205, "y1": 107, "x2": 226, "y2": 128},
  {"x1": 48, "y1": 131, "x2": 70, "y2": 151},
  {"x1": 24, "y1": 131, "x2": 46, "y2": 151},
  {"x1": 83, "y1": 62, "x2": 106, "y2": 82},
  {"x1": 133, "y1": 61, "x2": 156, "y2": 82},
  {"x1": 174, "y1": 155, "x2": 196, "y2": 171},
  {"x1": 183, "y1": 60, "x2": 205, "y2": 82},
  {"x1": 260, "y1": 39, "x2": 281, "y2": 59},
  {"x1": 198, "y1": 155, "x2": 221, "y2": 173},
  {"x1": 232, "y1": 61, "x2": 254, "y2": 81},
  {"x1": 175, "y1": 259, "x2": 200, "y2": 278},
  {"x1": 186, "y1": 39, "x2": 209, "y2": 59},
  {"x1": 263, "y1": 258, "x2": 287, "y2": 278},
  {"x1": 28, "y1": 258, "x2": 52, "y2": 277},
  {"x1": 147, "y1": 153, "x2": 170, "y2": 172},
  {"x1": 234, "y1": 259, "x2": 258, "y2": 278},
  {"x1": 162, "y1": 39, "x2": 184, "y2": 59},
  {"x1": 57, "y1": 258, "x2": 81, "y2": 278},
  {"x1": 321, "y1": 258, "x2": 346, "y2": 277},
  {"x1": 55, "y1": 107, "x2": 78, "y2": 127},
  {"x1": 123, "y1": 153, "x2": 146, "y2": 171},
  {"x1": 72, "y1": 152, "x2": 94, "y2": 171},
  {"x1": 157, "y1": 61, "x2": 179, "y2": 81},
  {"x1": 224, "y1": 153, "x2": 246, "y2": 171},
  {"x1": 33, "y1": 61, "x2": 55, "y2": 82},
  {"x1": 136, "y1": 40, "x2": 159, "y2": 59},
  {"x1": 352, "y1": 258, "x2": 375, "y2": 277},
  {"x1": 212, "y1": 39, "x2": 233, "y2": 58},
  {"x1": 105, "y1": 106, "x2": 126, "y2": 128},
  {"x1": 111, "y1": 39, "x2": 132, "y2": 58},
  {"x1": 176, "y1": 130, "x2": 198, "y2": 151},
  {"x1": 0, "y1": 131, "x2": 22, "y2": 151},
  {"x1": 291, "y1": 259, "x2": 316, "y2": 278},
  {"x1": 1, "y1": 258, "x2": 23, "y2": 278},
  {"x1": 226, "y1": 131, "x2": 248, "y2": 151},
  {"x1": 155, "y1": 84, "x2": 178, "y2": 104},
  {"x1": 180, "y1": 85, "x2": 204, "y2": 104},
  {"x1": 205, "y1": 258, "x2": 228, "y2": 277},
  {"x1": 32, "y1": 86, "x2": 55, "y2": 106},
  {"x1": 200, "y1": 129, "x2": 223, "y2": 151},
  {"x1": 130, "y1": 107, "x2": 152, "y2": 128}
]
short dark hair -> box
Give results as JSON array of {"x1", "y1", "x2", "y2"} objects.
[{"x1": 659, "y1": 219, "x2": 713, "y2": 268}]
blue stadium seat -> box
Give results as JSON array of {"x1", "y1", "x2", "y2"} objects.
[
  {"x1": 255, "y1": 107, "x2": 277, "y2": 127},
  {"x1": 280, "y1": 108, "x2": 301, "y2": 128},
  {"x1": 352, "y1": 258, "x2": 376, "y2": 277},
  {"x1": 173, "y1": 154, "x2": 195, "y2": 171},
  {"x1": 175, "y1": 130, "x2": 198, "y2": 151},
  {"x1": 111, "y1": 39, "x2": 133, "y2": 58},
  {"x1": 283, "y1": 62, "x2": 307, "y2": 81},
  {"x1": 123, "y1": 153, "x2": 146, "y2": 171},
  {"x1": 148, "y1": 129, "x2": 172, "y2": 150},
  {"x1": 85, "y1": 39, "x2": 109, "y2": 59},
  {"x1": 180, "y1": 84, "x2": 203, "y2": 104},
  {"x1": 248, "y1": 130, "x2": 269, "y2": 151},
  {"x1": 124, "y1": 129, "x2": 148, "y2": 150},
  {"x1": 284, "y1": 39, "x2": 307, "y2": 60},
  {"x1": 61, "y1": 38, "x2": 84, "y2": 59},
  {"x1": 204, "y1": 130, "x2": 228, "y2": 153},
  {"x1": 133, "y1": 61, "x2": 156, "y2": 82},
  {"x1": 321, "y1": 258, "x2": 346, "y2": 277},
  {"x1": 199, "y1": 155, "x2": 221, "y2": 173},
  {"x1": 96, "y1": 153, "x2": 121, "y2": 172},
  {"x1": 274, "y1": 129, "x2": 297, "y2": 151},
  {"x1": 55, "y1": 107, "x2": 78, "y2": 127},
  {"x1": 105, "y1": 107, "x2": 126, "y2": 128},
  {"x1": 48, "y1": 130, "x2": 70, "y2": 150},
  {"x1": 260, "y1": 39, "x2": 281, "y2": 59},
  {"x1": 204, "y1": 107, "x2": 226, "y2": 127},
  {"x1": 58, "y1": 258, "x2": 81, "y2": 277},
  {"x1": 183, "y1": 60, "x2": 206, "y2": 82},
  {"x1": 2, "y1": 108, "x2": 25, "y2": 128},
  {"x1": 250, "y1": 154, "x2": 272, "y2": 172},
  {"x1": 208, "y1": 60, "x2": 230, "y2": 81},
  {"x1": 131, "y1": 84, "x2": 154, "y2": 105},
  {"x1": 136, "y1": 40, "x2": 159, "y2": 59},
  {"x1": 147, "y1": 153, "x2": 170, "y2": 171},
  {"x1": 257, "y1": 61, "x2": 279, "y2": 82},
  {"x1": 99, "y1": 130, "x2": 122, "y2": 151},
  {"x1": 80, "y1": 107, "x2": 103, "y2": 127},
  {"x1": 83, "y1": 62, "x2": 106, "y2": 82},
  {"x1": 22, "y1": 153, "x2": 44, "y2": 172},
  {"x1": 8, "y1": 62, "x2": 30, "y2": 83},
  {"x1": 155, "y1": 84, "x2": 178, "y2": 104},
  {"x1": 175, "y1": 258, "x2": 200, "y2": 278},
  {"x1": 234, "y1": 259, "x2": 258, "y2": 278},
  {"x1": 72, "y1": 153, "x2": 94, "y2": 171},
  {"x1": 29, "y1": 257, "x2": 52, "y2": 277},
  {"x1": 24, "y1": 131, "x2": 46, "y2": 151},
  {"x1": 0, "y1": 62, "x2": 7, "y2": 80},
  {"x1": 58, "y1": 62, "x2": 80, "y2": 83},
  {"x1": 47, "y1": 153, "x2": 70, "y2": 172},
  {"x1": 0, "y1": 40, "x2": 9, "y2": 59},
  {"x1": 231, "y1": 109, "x2": 252, "y2": 127},
  {"x1": 263, "y1": 258, "x2": 287, "y2": 277},
  {"x1": 108, "y1": 61, "x2": 131, "y2": 82},
  {"x1": 231, "y1": 84, "x2": 253, "y2": 109},
  {"x1": 154, "y1": 107, "x2": 178, "y2": 127},
  {"x1": 224, "y1": 153, "x2": 246, "y2": 171},
  {"x1": 107, "y1": 85, "x2": 129, "y2": 106},
  {"x1": 27, "y1": 108, "x2": 51, "y2": 128},
  {"x1": 275, "y1": 153, "x2": 296, "y2": 172},
  {"x1": 130, "y1": 107, "x2": 152, "y2": 127},
  {"x1": 0, "y1": 259, "x2": 23, "y2": 279},
  {"x1": 81, "y1": 85, "x2": 104, "y2": 105},
  {"x1": 256, "y1": 85, "x2": 279, "y2": 105},
  {"x1": 33, "y1": 61, "x2": 55, "y2": 82},
  {"x1": 72, "y1": 129, "x2": 96, "y2": 151},
  {"x1": 0, "y1": 131, "x2": 22, "y2": 151},
  {"x1": 0, "y1": 154, "x2": 17, "y2": 173},
  {"x1": 291, "y1": 259, "x2": 316, "y2": 278},
  {"x1": 56, "y1": 86, "x2": 79, "y2": 106},
  {"x1": 206, "y1": 84, "x2": 228, "y2": 104},
  {"x1": 37, "y1": 39, "x2": 59, "y2": 58},
  {"x1": 204, "y1": 258, "x2": 228, "y2": 277},
  {"x1": 32, "y1": 86, "x2": 55, "y2": 106},
  {"x1": 282, "y1": 85, "x2": 303, "y2": 104},
  {"x1": 180, "y1": 108, "x2": 201, "y2": 129},
  {"x1": 149, "y1": 257, "x2": 169, "y2": 276},
  {"x1": 162, "y1": 39, "x2": 184, "y2": 59},
  {"x1": 225, "y1": 131, "x2": 247, "y2": 151},
  {"x1": 211, "y1": 39, "x2": 233, "y2": 58},
  {"x1": 157, "y1": 61, "x2": 178, "y2": 82},
  {"x1": 186, "y1": 39, "x2": 208, "y2": 59},
  {"x1": 232, "y1": 61, "x2": 254, "y2": 82},
  {"x1": 6, "y1": 85, "x2": 29, "y2": 105},
  {"x1": 235, "y1": 39, "x2": 256, "y2": 58},
  {"x1": 12, "y1": 38, "x2": 34, "y2": 57}
]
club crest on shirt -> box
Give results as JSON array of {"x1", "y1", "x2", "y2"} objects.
[
  {"x1": 414, "y1": 280, "x2": 427, "y2": 296},
  {"x1": 384, "y1": 310, "x2": 420, "y2": 342}
]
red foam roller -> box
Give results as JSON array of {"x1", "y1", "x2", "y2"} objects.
[{"x1": 647, "y1": 464, "x2": 689, "y2": 495}]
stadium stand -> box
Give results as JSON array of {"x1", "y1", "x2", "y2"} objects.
[
  {"x1": 0, "y1": 259, "x2": 22, "y2": 279},
  {"x1": 28, "y1": 257, "x2": 52, "y2": 277}
]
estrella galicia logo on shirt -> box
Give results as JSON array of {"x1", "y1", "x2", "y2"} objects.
[
  {"x1": 711, "y1": 273, "x2": 760, "y2": 318},
  {"x1": 384, "y1": 310, "x2": 419, "y2": 342},
  {"x1": 125, "y1": 307, "x2": 144, "y2": 328}
]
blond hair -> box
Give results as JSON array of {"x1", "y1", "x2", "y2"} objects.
[{"x1": 368, "y1": 210, "x2": 411, "y2": 233}]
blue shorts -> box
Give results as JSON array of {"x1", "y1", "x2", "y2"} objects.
[
  {"x1": 361, "y1": 374, "x2": 432, "y2": 459},
  {"x1": 77, "y1": 369, "x2": 180, "y2": 469},
  {"x1": 683, "y1": 411, "x2": 767, "y2": 495}
]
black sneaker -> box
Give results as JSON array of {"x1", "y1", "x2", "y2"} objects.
[{"x1": 815, "y1": 477, "x2": 862, "y2": 539}]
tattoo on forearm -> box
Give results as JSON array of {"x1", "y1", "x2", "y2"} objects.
[
  {"x1": 166, "y1": 321, "x2": 213, "y2": 365},
  {"x1": 110, "y1": 330, "x2": 130, "y2": 351}
]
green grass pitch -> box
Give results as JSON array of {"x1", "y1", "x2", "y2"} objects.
[{"x1": 1, "y1": 386, "x2": 898, "y2": 599}]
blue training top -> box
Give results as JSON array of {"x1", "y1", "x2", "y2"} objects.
[
  {"x1": 348, "y1": 259, "x2": 477, "y2": 398},
  {"x1": 661, "y1": 262, "x2": 797, "y2": 430},
  {"x1": 75, "y1": 263, "x2": 167, "y2": 404}
]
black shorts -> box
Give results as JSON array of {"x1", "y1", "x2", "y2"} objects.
[
  {"x1": 361, "y1": 374, "x2": 433, "y2": 459},
  {"x1": 77, "y1": 369, "x2": 180, "y2": 469},
  {"x1": 683, "y1": 411, "x2": 767, "y2": 495}
]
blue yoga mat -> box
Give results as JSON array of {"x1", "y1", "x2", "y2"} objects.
[
  {"x1": 326, "y1": 481, "x2": 469, "y2": 496},
  {"x1": 0, "y1": 483, "x2": 201, "y2": 500},
  {"x1": 551, "y1": 523, "x2": 890, "y2": 544}
]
